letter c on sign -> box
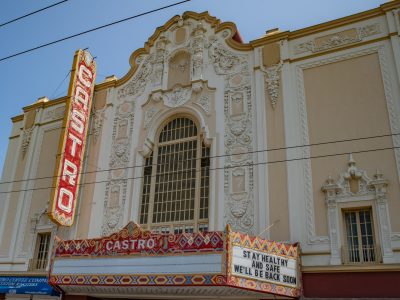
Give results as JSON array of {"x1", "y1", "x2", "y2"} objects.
[
  {"x1": 58, "y1": 188, "x2": 73, "y2": 213},
  {"x1": 78, "y1": 65, "x2": 93, "y2": 88}
]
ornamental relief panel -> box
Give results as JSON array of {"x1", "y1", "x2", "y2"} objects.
[
  {"x1": 91, "y1": 107, "x2": 106, "y2": 144},
  {"x1": 224, "y1": 85, "x2": 255, "y2": 234},
  {"x1": 118, "y1": 54, "x2": 154, "y2": 99},
  {"x1": 102, "y1": 101, "x2": 135, "y2": 236},
  {"x1": 208, "y1": 39, "x2": 246, "y2": 75},
  {"x1": 294, "y1": 23, "x2": 381, "y2": 54}
]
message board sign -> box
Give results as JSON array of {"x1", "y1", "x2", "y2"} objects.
[
  {"x1": 231, "y1": 245, "x2": 297, "y2": 287},
  {"x1": 227, "y1": 228, "x2": 301, "y2": 298},
  {"x1": 49, "y1": 49, "x2": 96, "y2": 226}
]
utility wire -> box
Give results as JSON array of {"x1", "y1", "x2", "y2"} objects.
[
  {"x1": 51, "y1": 70, "x2": 71, "y2": 98},
  {"x1": 0, "y1": 132, "x2": 398, "y2": 186},
  {"x1": 0, "y1": 0, "x2": 69, "y2": 28},
  {"x1": 0, "y1": 0, "x2": 191, "y2": 62},
  {"x1": 0, "y1": 145, "x2": 398, "y2": 195}
]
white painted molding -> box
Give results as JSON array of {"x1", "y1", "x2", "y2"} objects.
[{"x1": 322, "y1": 155, "x2": 394, "y2": 264}]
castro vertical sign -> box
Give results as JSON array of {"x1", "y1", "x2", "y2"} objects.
[{"x1": 49, "y1": 50, "x2": 96, "y2": 226}]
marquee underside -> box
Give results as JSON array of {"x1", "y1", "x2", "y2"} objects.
[{"x1": 59, "y1": 285, "x2": 293, "y2": 299}]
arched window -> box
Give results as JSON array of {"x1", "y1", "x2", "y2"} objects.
[{"x1": 139, "y1": 116, "x2": 210, "y2": 233}]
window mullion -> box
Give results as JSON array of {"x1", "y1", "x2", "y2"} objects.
[
  {"x1": 147, "y1": 146, "x2": 159, "y2": 230},
  {"x1": 356, "y1": 211, "x2": 363, "y2": 262},
  {"x1": 193, "y1": 135, "x2": 202, "y2": 231}
]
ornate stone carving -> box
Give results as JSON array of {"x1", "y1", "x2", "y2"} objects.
[
  {"x1": 169, "y1": 55, "x2": 189, "y2": 73},
  {"x1": 102, "y1": 179, "x2": 128, "y2": 236},
  {"x1": 163, "y1": 84, "x2": 192, "y2": 107},
  {"x1": 294, "y1": 23, "x2": 381, "y2": 54},
  {"x1": 392, "y1": 233, "x2": 400, "y2": 241},
  {"x1": 21, "y1": 127, "x2": 34, "y2": 157},
  {"x1": 191, "y1": 22, "x2": 206, "y2": 80},
  {"x1": 195, "y1": 94, "x2": 210, "y2": 115},
  {"x1": 152, "y1": 35, "x2": 168, "y2": 87},
  {"x1": 208, "y1": 41, "x2": 245, "y2": 74},
  {"x1": 144, "y1": 106, "x2": 159, "y2": 129},
  {"x1": 118, "y1": 55, "x2": 153, "y2": 99},
  {"x1": 92, "y1": 108, "x2": 106, "y2": 143},
  {"x1": 224, "y1": 84, "x2": 255, "y2": 234},
  {"x1": 102, "y1": 101, "x2": 135, "y2": 236},
  {"x1": 264, "y1": 62, "x2": 283, "y2": 109},
  {"x1": 44, "y1": 106, "x2": 65, "y2": 121},
  {"x1": 322, "y1": 155, "x2": 394, "y2": 264}
]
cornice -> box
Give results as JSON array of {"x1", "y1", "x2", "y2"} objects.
[
  {"x1": 250, "y1": 0, "x2": 400, "y2": 47},
  {"x1": 250, "y1": 31, "x2": 290, "y2": 48},
  {"x1": 302, "y1": 264, "x2": 400, "y2": 273},
  {"x1": 288, "y1": 7, "x2": 384, "y2": 41},
  {"x1": 11, "y1": 115, "x2": 24, "y2": 123},
  {"x1": 94, "y1": 79, "x2": 117, "y2": 91},
  {"x1": 22, "y1": 96, "x2": 67, "y2": 113}
]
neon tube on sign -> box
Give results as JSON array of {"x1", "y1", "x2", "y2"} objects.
[{"x1": 49, "y1": 50, "x2": 96, "y2": 226}]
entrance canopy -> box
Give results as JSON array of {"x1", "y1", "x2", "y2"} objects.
[{"x1": 49, "y1": 222, "x2": 300, "y2": 299}]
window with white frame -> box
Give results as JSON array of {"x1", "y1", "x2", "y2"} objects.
[
  {"x1": 139, "y1": 116, "x2": 210, "y2": 233},
  {"x1": 342, "y1": 208, "x2": 378, "y2": 264},
  {"x1": 31, "y1": 232, "x2": 51, "y2": 270}
]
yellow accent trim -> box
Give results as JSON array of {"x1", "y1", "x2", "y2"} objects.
[
  {"x1": 0, "y1": 271, "x2": 47, "y2": 276},
  {"x1": 301, "y1": 251, "x2": 331, "y2": 256},
  {"x1": 250, "y1": 32, "x2": 290, "y2": 48},
  {"x1": 289, "y1": 35, "x2": 390, "y2": 63},
  {"x1": 11, "y1": 115, "x2": 24, "y2": 123},
  {"x1": 54, "y1": 251, "x2": 223, "y2": 260},
  {"x1": 250, "y1": 1, "x2": 400, "y2": 47},
  {"x1": 94, "y1": 79, "x2": 117, "y2": 91},
  {"x1": 22, "y1": 96, "x2": 67, "y2": 113},
  {"x1": 302, "y1": 264, "x2": 400, "y2": 273}
]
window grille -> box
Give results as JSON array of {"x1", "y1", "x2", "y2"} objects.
[
  {"x1": 33, "y1": 232, "x2": 51, "y2": 270},
  {"x1": 343, "y1": 209, "x2": 379, "y2": 264},
  {"x1": 140, "y1": 117, "x2": 210, "y2": 233}
]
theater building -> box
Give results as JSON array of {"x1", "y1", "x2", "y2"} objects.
[{"x1": 1, "y1": 1, "x2": 400, "y2": 299}]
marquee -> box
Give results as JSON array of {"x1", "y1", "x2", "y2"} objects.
[{"x1": 49, "y1": 223, "x2": 301, "y2": 298}]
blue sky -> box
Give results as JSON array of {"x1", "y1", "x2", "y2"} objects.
[{"x1": 0, "y1": 0, "x2": 385, "y2": 176}]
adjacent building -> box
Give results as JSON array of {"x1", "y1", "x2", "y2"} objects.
[{"x1": 1, "y1": 1, "x2": 400, "y2": 298}]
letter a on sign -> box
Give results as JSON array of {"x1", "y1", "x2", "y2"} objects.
[{"x1": 48, "y1": 50, "x2": 96, "y2": 226}]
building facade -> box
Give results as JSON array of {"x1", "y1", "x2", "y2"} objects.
[{"x1": 1, "y1": 1, "x2": 400, "y2": 298}]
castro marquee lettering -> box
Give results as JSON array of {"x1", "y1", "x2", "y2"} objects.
[
  {"x1": 231, "y1": 246, "x2": 298, "y2": 287},
  {"x1": 49, "y1": 50, "x2": 96, "y2": 226},
  {"x1": 104, "y1": 239, "x2": 156, "y2": 252}
]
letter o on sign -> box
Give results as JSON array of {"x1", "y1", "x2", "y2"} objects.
[{"x1": 58, "y1": 188, "x2": 74, "y2": 213}]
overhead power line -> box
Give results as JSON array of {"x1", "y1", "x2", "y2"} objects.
[
  {"x1": 0, "y1": 132, "x2": 398, "y2": 186},
  {"x1": 0, "y1": 0, "x2": 69, "y2": 28},
  {"x1": 0, "y1": 0, "x2": 191, "y2": 62},
  {"x1": 0, "y1": 145, "x2": 398, "y2": 195}
]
